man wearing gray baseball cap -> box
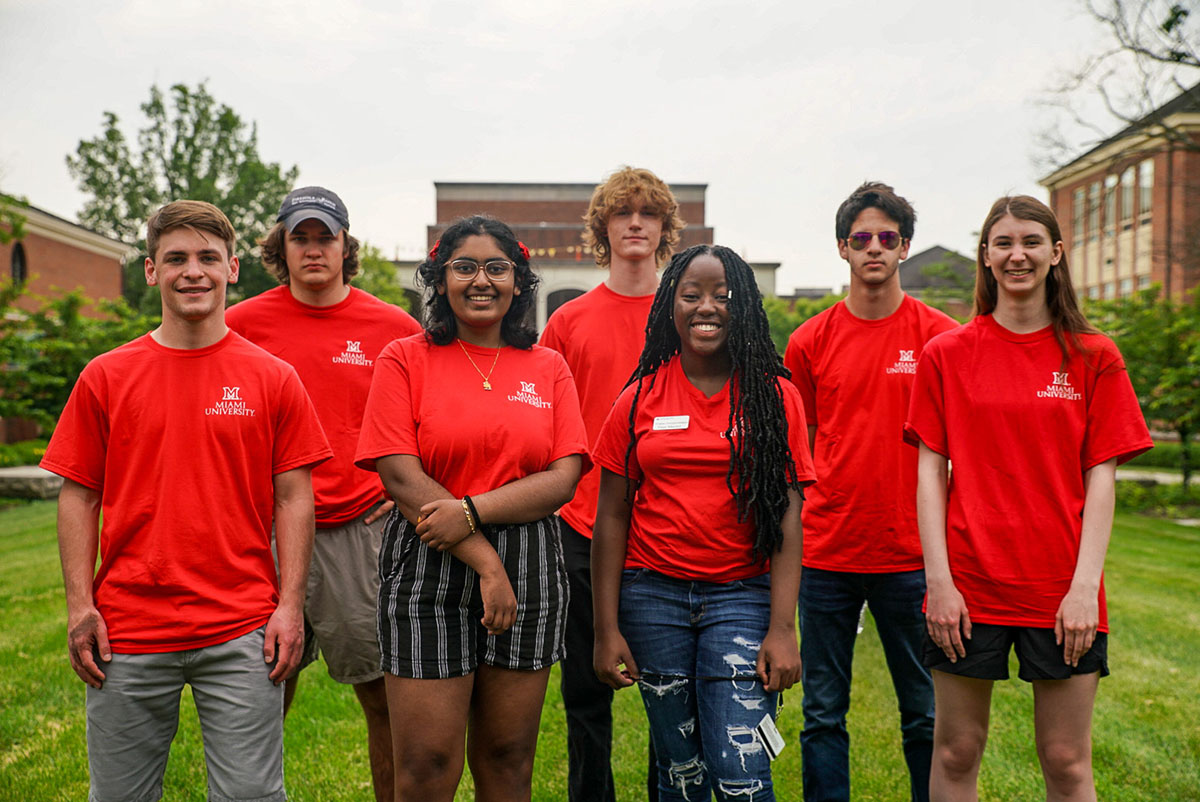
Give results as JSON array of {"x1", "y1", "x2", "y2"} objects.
[{"x1": 228, "y1": 185, "x2": 420, "y2": 802}]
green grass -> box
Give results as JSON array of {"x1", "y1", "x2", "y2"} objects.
[{"x1": 2, "y1": 501, "x2": 1198, "y2": 800}]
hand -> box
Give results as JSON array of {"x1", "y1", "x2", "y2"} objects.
[
  {"x1": 757, "y1": 625, "x2": 801, "y2": 692},
  {"x1": 415, "y1": 498, "x2": 473, "y2": 551},
  {"x1": 67, "y1": 605, "x2": 111, "y2": 688},
  {"x1": 925, "y1": 579, "x2": 971, "y2": 662},
  {"x1": 364, "y1": 498, "x2": 395, "y2": 526},
  {"x1": 1055, "y1": 585, "x2": 1100, "y2": 667},
  {"x1": 478, "y1": 568, "x2": 517, "y2": 636},
  {"x1": 263, "y1": 601, "x2": 304, "y2": 684},
  {"x1": 593, "y1": 629, "x2": 639, "y2": 689}
]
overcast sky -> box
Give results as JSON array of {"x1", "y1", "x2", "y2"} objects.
[{"x1": 1, "y1": 0, "x2": 1115, "y2": 293}]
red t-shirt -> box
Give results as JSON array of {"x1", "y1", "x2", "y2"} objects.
[
  {"x1": 903, "y1": 315, "x2": 1152, "y2": 630},
  {"x1": 539, "y1": 283, "x2": 654, "y2": 537},
  {"x1": 41, "y1": 332, "x2": 332, "y2": 653},
  {"x1": 226, "y1": 286, "x2": 420, "y2": 526},
  {"x1": 785, "y1": 296, "x2": 958, "y2": 572},
  {"x1": 593, "y1": 357, "x2": 816, "y2": 582},
  {"x1": 354, "y1": 335, "x2": 590, "y2": 496}
]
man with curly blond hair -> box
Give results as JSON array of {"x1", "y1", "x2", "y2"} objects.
[{"x1": 540, "y1": 166, "x2": 684, "y2": 802}]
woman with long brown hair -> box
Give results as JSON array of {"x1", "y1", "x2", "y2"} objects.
[{"x1": 904, "y1": 196, "x2": 1152, "y2": 801}]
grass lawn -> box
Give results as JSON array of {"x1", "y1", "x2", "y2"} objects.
[{"x1": 1, "y1": 502, "x2": 1197, "y2": 800}]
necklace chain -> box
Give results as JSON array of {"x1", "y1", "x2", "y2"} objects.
[{"x1": 456, "y1": 339, "x2": 501, "y2": 391}]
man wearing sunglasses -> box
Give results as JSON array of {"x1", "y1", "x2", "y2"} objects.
[
  {"x1": 539, "y1": 166, "x2": 685, "y2": 802},
  {"x1": 784, "y1": 182, "x2": 958, "y2": 802},
  {"x1": 226, "y1": 186, "x2": 420, "y2": 802}
]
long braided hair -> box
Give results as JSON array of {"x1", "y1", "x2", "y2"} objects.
[{"x1": 623, "y1": 244, "x2": 801, "y2": 562}]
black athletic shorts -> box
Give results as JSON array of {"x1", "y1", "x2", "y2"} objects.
[{"x1": 923, "y1": 622, "x2": 1109, "y2": 681}]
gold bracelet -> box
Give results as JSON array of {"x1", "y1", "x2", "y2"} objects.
[{"x1": 461, "y1": 498, "x2": 476, "y2": 534}]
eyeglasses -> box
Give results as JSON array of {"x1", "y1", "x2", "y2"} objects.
[
  {"x1": 447, "y1": 259, "x2": 516, "y2": 281},
  {"x1": 845, "y1": 231, "x2": 903, "y2": 251}
]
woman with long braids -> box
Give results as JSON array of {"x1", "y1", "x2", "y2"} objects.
[
  {"x1": 355, "y1": 215, "x2": 589, "y2": 802},
  {"x1": 904, "y1": 196, "x2": 1151, "y2": 801},
  {"x1": 591, "y1": 244, "x2": 816, "y2": 801}
]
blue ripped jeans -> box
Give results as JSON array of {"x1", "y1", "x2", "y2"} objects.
[{"x1": 619, "y1": 569, "x2": 779, "y2": 802}]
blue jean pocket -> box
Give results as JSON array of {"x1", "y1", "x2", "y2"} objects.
[{"x1": 621, "y1": 568, "x2": 646, "y2": 589}]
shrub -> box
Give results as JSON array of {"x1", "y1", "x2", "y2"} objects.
[{"x1": 0, "y1": 439, "x2": 48, "y2": 468}]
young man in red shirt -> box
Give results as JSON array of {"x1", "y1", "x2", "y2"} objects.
[
  {"x1": 785, "y1": 182, "x2": 958, "y2": 802},
  {"x1": 226, "y1": 186, "x2": 420, "y2": 802},
  {"x1": 43, "y1": 200, "x2": 331, "y2": 802},
  {"x1": 539, "y1": 166, "x2": 684, "y2": 802}
]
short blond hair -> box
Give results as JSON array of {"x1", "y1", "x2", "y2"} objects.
[{"x1": 582, "y1": 166, "x2": 684, "y2": 267}]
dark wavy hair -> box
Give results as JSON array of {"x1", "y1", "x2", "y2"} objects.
[
  {"x1": 258, "y1": 220, "x2": 361, "y2": 285},
  {"x1": 834, "y1": 181, "x2": 916, "y2": 241},
  {"x1": 416, "y1": 215, "x2": 540, "y2": 348},
  {"x1": 973, "y1": 195, "x2": 1097, "y2": 365},
  {"x1": 623, "y1": 244, "x2": 801, "y2": 562}
]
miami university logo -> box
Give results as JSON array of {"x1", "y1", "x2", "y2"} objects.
[
  {"x1": 346, "y1": 340, "x2": 362, "y2": 354},
  {"x1": 222, "y1": 387, "x2": 242, "y2": 401},
  {"x1": 520, "y1": 381, "x2": 537, "y2": 394}
]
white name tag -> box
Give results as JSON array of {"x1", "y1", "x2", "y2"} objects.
[
  {"x1": 755, "y1": 713, "x2": 785, "y2": 761},
  {"x1": 652, "y1": 415, "x2": 690, "y2": 431}
]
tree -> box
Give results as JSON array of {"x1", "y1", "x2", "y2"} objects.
[
  {"x1": 762, "y1": 294, "x2": 842, "y2": 355},
  {"x1": 1038, "y1": 1, "x2": 1199, "y2": 168},
  {"x1": 1089, "y1": 286, "x2": 1200, "y2": 491},
  {"x1": 66, "y1": 82, "x2": 299, "y2": 312},
  {"x1": 0, "y1": 193, "x2": 27, "y2": 246},
  {"x1": 353, "y1": 243, "x2": 414, "y2": 313},
  {"x1": 918, "y1": 258, "x2": 974, "y2": 320},
  {"x1": 0, "y1": 285, "x2": 158, "y2": 430}
]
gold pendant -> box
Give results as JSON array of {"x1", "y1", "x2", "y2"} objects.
[{"x1": 482, "y1": 380, "x2": 492, "y2": 391}]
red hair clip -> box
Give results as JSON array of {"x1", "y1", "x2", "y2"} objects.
[
  {"x1": 518, "y1": 241, "x2": 530, "y2": 260},
  {"x1": 428, "y1": 239, "x2": 441, "y2": 260}
]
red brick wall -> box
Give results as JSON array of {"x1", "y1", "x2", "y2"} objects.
[{"x1": 1, "y1": 231, "x2": 123, "y2": 316}]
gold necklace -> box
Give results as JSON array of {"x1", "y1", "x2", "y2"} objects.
[{"x1": 457, "y1": 339, "x2": 501, "y2": 390}]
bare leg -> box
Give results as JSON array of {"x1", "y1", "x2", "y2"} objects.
[
  {"x1": 467, "y1": 665, "x2": 552, "y2": 802},
  {"x1": 355, "y1": 677, "x2": 394, "y2": 802},
  {"x1": 385, "y1": 672, "x2": 474, "y2": 802},
  {"x1": 1033, "y1": 673, "x2": 1100, "y2": 802},
  {"x1": 929, "y1": 671, "x2": 993, "y2": 802}
]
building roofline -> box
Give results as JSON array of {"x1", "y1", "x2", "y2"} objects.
[{"x1": 3, "y1": 197, "x2": 135, "y2": 261}]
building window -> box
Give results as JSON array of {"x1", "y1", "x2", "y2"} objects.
[
  {"x1": 1120, "y1": 278, "x2": 1133, "y2": 296},
  {"x1": 1139, "y1": 159, "x2": 1153, "y2": 221},
  {"x1": 546, "y1": 288, "x2": 585, "y2": 319},
  {"x1": 1073, "y1": 187, "x2": 1085, "y2": 242},
  {"x1": 10, "y1": 242, "x2": 26, "y2": 284},
  {"x1": 1120, "y1": 167, "x2": 1135, "y2": 229},
  {"x1": 1137, "y1": 275, "x2": 1151, "y2": 290},
  {"x1": 1104, "y1": 174, "x2": 1118, "y2": 236},
  {"x1": 1104, "y1": 282, "x2": 1115, "y2": 299},
  {"x1": 1088, "y1": 182, "x2": 1101, "y2": 242}
]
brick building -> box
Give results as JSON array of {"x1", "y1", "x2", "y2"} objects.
[
  {"x1": 402, "y1": 181, "x2": 778, "y2": 329},
  {"x1": 1, "y1": 201, "x2": 130, "y2": 313},
  {"x1": 1040, "y1": 81, "x2": 1200, "y2": 299}
]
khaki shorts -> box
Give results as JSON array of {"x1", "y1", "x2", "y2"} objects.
[{"x1": 306, "y1": 505, "x2": 387, "y2": 684}]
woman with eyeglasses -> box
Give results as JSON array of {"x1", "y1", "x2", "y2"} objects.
[
  {"x1": 355, "y1": 215, "x2": 589, "y2": 802},
  {"x1": 904, "y1": 196, "x2": 1151, "y2": 801},
  {"x1": 591, "y1": 244, "x2": 816, "y2": 801}
]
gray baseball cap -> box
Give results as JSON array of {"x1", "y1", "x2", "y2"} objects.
[{"x1": 277, "y1": 186, "x2": 350, "y2": 234}]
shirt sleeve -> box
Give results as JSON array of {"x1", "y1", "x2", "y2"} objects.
[
  {"x1": 593, "y1": 382, "x2": 641, "y2": 480},
  {"x1": 39, "y1": 365, "x2": 108, "y2": 491},
  {"x1": 539, "y1": 313, "x2": 564, "y2": 353},
  {"x1": 903, "y1": 343, "x2": 949, "y2": 457},
  {"x1": 780, "y1": 381, "x2": 817, "y2": 486},
  {"x1": 1081, "y1": 341, "x2": 1154, "y2": 468},
  {"x1": 354, "y1": 340, "x2": 420, "y2": 471},
  {"x1": 271, "y1": 367, "x2": 333, "y2": 474},
  {"x1": 549, "y1": 352, "x2": 593, "y2": 473},
  {"x1": 783, "y1": 326, "x2": 818, "y2": 426}
]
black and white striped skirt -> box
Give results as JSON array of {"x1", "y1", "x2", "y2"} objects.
[{"x1": 377, "y1": 511, "x2": 569, "y2": 679}]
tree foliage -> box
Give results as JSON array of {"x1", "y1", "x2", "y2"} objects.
[
  {"x1": 352, "y1": 243, "x2": 413, "y2": 313},
  {"x1": 0, "y1": 193, "x2": 27, "y2": 246},
  {"x1": 66, "y1": 82, "x2": 299, "y2": 312},
  {"x1": 1088, "y1": 286, "x2": 1200, "y2": 491},
  {"x1": 918, "y1": 259, "x2": 975, "y2": 320},
  {"x1": 1039, "y1": 0, "x2": 1200, "y2": 168},
  {"x1": 0, "y1": 284, "x2": 158, "y2": 431},
  {"x1": 762, "y1": 294, "x2": 843, "y2": 355}
]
